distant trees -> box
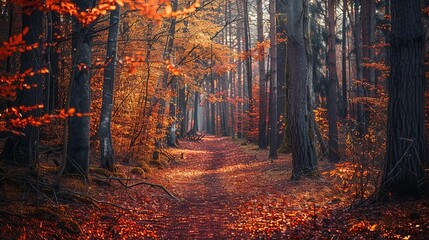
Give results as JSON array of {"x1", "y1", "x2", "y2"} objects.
[
  {"x1": 380, "y1": 0, "x2": 429, "y2": 198},
  {"x1": 1, "y1": 0, "x2": 428, "y2": 201}
]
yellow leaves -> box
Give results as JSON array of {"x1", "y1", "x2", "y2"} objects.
[
  {"x1": 166, "y1": 60, "x2": 181, "y2": 76},
  {"x1": 68, "y1": 108, "x2": 76, "y2": 116},
  {"x1": 115, "y1": 0, "x2": 125, "y2": 7},
  {"x1": 164, "y1": 2, "x2": 172, "y2": 16},
  {"x1": 349, "y1": 221, "x2": 378, "y2": 233},
  {"x1": 37, "y1": 68, "x2": 50, "y2": 74},
  {"x1": 368, "y1": 224, "x2": 378, "y2": 232}
]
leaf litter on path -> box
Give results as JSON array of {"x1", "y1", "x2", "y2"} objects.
[{"x1": 1, "y1": 135, "x2": 428, "y2": 239}]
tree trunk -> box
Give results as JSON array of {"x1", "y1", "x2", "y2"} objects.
[
  {"x1": 179, "y1": 86, "x2": 187, "y2": 138},
  {"x1": 277, "y1": 0, "x2": 287, "y2": 144},
  {"x1": 99, "y1": 4, "x2": 120, "y2": 171},
  {"x1": 268, "y1": 0, "x2": 278, "y2": 158},
  {"x1": 243, "y1": 0, "x2": 253, "y2": 112},
  {"x1": 340, "y1": 0, "x2": 348, "y2": 119},
  {"x1": 166, "y1": 0, "x2": 178, "y2": 146},
  {"x1": 361, "y1": 0, "x2": 375, "y2": 86},
  {"x1": 5, "y1": 3, "x2": 14, "y2": 74},
  {"x1": 229, "y1": 1, "x2": 237, "y2": 138},
  {"x1": 210, "y1": 43, "x2": 216, "y2": 134},
  {"x1": 380, "y1": 0, "x2": 429, "y2": 198},
  {"x1": 192, "y1": 91, "x2": 199, "y2": 133},
  {"x1": 236, "y1": 0, "x2": 243, "y2": 138},
  {"x1": 257, "y1": 0, "x2": 268, "y2": 148},
  {"x1": 287, "y1": 0, "x2": 317, "y2": 179},
  {"x1": 327, "y1": 0, "x2": 340, "y2": 163},
  {"x1": 67, "y1": 0, "x2": 93, "y2": 174},
  {"x1": 353, "y1": 0, "x2": 366, "y2": 134},
  {"x1": 45, "y1": 12, "x2": 60, "y2": 113}
]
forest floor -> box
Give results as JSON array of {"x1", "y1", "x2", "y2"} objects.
[{"x1": 1, "y1": 135, "x2": 429, "y2": 239}]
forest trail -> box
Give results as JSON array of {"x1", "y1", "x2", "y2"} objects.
[
  {"x1": 153, "y1": 135, "x2": 291, "y2": 238},
  {"x1": 2, "y1": 136, "x2": 429, "y2": 239}
]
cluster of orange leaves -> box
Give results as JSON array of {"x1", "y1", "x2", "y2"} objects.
[
  {"x1": 165, "y1": 59, "x2": 181, "y2": 76},
  {"x1": 121, "y1": 53, "x2": 181, "y2": 76},
  {"x1": 0, "y1": 27, "x2": 39, "y2": 61},
  {"x1": 238, "y1": 39, "x2": 270, "y2": 62},
  {"x1": 0, "y1": 105, "x2": 87, "y2": 134},
  {"x1": 12, "y1": 0, "x2": 200, "y2": 25},
  {"x1": 0, "y1": 69, "x2": 40, "y2": 99},
  {"x1": 0, "y1": 27, "x2": 90, "y2": 134}
]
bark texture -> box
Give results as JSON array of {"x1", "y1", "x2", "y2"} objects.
[
  {"x1": 287, "y1": 0, "x2": 317, "y2": 179},
  {"x1": 381, "y1": 0, "x2": 429, "y2": 198},
  {"x1": 327, "y1": 0, "x2": 339, "y2": 163},
  {"x1": 268, "y1": 0, "x2": 278, "y2": 158},
  {"x1": 67, "y1": 0, "x2": 93, "y2": 174},
  {"x1": 257, "y1": 0, "x2": 267, "y2": 149},
  {"x1": 99, "y1": 4, "x2": 120, "y2": 171}
]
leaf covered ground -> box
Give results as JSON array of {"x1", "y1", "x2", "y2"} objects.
[{"x1": 1, "y1": 136, "x2": 428, "y2": 239}]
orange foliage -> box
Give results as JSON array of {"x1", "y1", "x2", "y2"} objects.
[
  {"x1": 0, "y1": 27, "x2": 38, "y2": 61},
  {"x1": 12, "y1": 0, "x2": 201, "y2": 25}
]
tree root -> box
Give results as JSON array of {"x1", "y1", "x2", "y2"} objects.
[
  {"x1": 95, "y1": 176, "x2": 179, "y2": 201},
  {"x1": 31, "y1": 208, "x2": 82, "y2": 233},
  {"x1": 186, "y1": 131, "x2": 206, "y2": 141},
  {"x1": 159, "y1": 149, "x2": 177, "y2": 164}
]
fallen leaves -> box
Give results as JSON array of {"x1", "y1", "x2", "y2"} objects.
[{"x1": 1, "y1": 136, "x2": 429, "y2": 239}]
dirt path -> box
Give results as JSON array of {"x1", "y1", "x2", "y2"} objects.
[
  {"x1": 153, "y1": 135, "x2": 288, "y2": 238},
  {"x1": 2, "y1": 136, "x2": 428, "y2": 239}
]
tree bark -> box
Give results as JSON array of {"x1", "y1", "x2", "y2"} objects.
[
  {"x1": 327, "y1": 0, "x2": 340, "y2": 163},
  {"x1": 361, "y1": 0, "x2": 376, "y2": 87},
  {"x1": 243, "y1": 0, "x2": 253, "y2": 112},
  {"x1": 192, "y1": 91, "x2": 200, "y2": 133},
  {"x1": 99, "y1": 4, "x2": 120, "y2": 171},
  {"x1": 257, "y1": 0, "x2": 267, "y2": 148},
  {"x1": 166, "y1": 0, "x2": 178, "y2": 146},
  {"x1": 340, "y1": 0, "x2": 348, "y2": 119},
  {"x1": 178, "y1": 85, "x2": 187, "y2": 138},
  {"x1": 380, "y1": 0, "x2": 429, "y2": 198},
  {"x1": 353, "y1": 0, "x2": 366, "y2": 134},
  {"x1": 67, "y1": 0, "x2": 93, "y2": 175},
  {"x1": 287, "y1": 0, "x2": 317, "y2": 179},
  {"x1": 277, "y1": 0, "x2": 287, "y2": 144},
  {"x1": 268, "y1": 0, "x2": 278, "y2": 158},
  {"x1": 235, "y1": 0, "x2": 243, "y2": 138}
]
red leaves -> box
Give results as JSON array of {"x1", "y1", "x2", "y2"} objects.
[
  {"x1": 0, "y1": 28, "x2": 38, "y2": 61},
  {"x1": 12, "y1": 0, "x2": 201, "y2": 26}
]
